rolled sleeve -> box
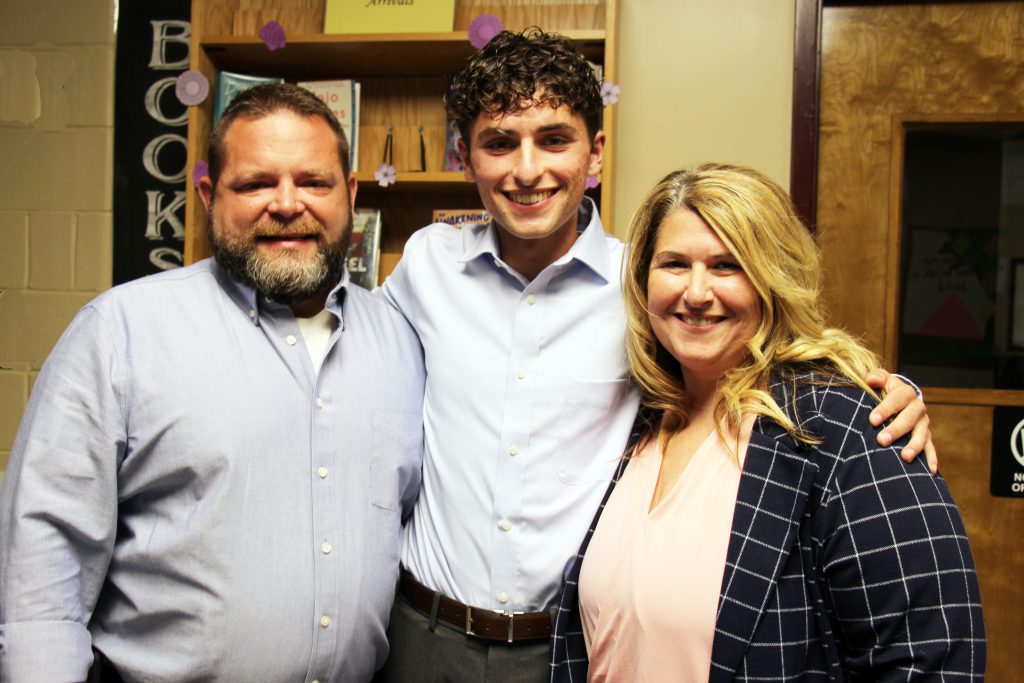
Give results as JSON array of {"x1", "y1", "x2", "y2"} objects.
[
  {"x1": 0, "y1": 304, "x2": 124, "y2": 677},
  {"x1": 0, "y1": 620, "x2": 93, "y2": 681}
]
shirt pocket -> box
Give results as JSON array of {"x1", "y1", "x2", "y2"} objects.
[
  {"x1": 369, "y1": 409, "x2": 423, "y2": 511},
  {"x1": 554, "y1": 378, "x2": 630, "y2": 485}
]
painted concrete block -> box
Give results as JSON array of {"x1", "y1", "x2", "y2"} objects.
[
  {"x1": 0, "y1": 289, "x2": 94, "y2": 367},
  {"x1": 0, "y1": 0, "x2": 114, "y2": 47},
  {"x1": 0, "y1": 128, "x2": 113, "y2": 211},
  {"x1": 29, "y1": 212, "x2": 74, "y2": 290},
  {"x1": 0, "y1": 371, "x2": 28, "y2": 452},
  {"x1": 75, "y1": 211, "x2": 113, "y2": 292},
  {"x1": 0, "y1": 211, "x2": 28, "y2": 288}
]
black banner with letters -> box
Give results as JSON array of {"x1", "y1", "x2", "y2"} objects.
[
  {"x1": 112, "y1": 0, "x2": 191, "y2": 284},
  {"x1": 991, "y1": 406, "x2": 1024, "y2": 498}
]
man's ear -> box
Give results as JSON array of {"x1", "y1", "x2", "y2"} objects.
[
  {"x1": 347, "y1": 174, "x2": 358, "y2": 212},
  {"x1": 587, "y1": 130, "x2": 606, "y2": 178},
  {"x1": 458, "y1": 136, "x2": 474, "y2": 182},
  {"x1": 198, "y1": 175, "x2": 214, "y2": 211}
]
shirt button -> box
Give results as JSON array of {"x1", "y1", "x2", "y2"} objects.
[
  {"x1": 320, "y1": 615, "x2": 331, "y2": 628},
  {"x1": 318, "y1": 467, "x2": 328, "y2": 479},
  {"x1": 316, "y1": 397, "x2": 324, "y2": 409},
  {"x1": 321, "y1": 541, "x2": 332, "y2": 554},
  {"x1": 498, "y1": 592, "x2": 509, "y2": 604},
  {"x1": 499, "y1": 519, "x2": 512, "y2": 531},
  {"x1": 516, "y1": 369, "x2": 526, "y2": 380},
  {"x1": 526, "y1": 295, "x2": 537, "y2": 305},
  {"x1": 507, "y1": 444, "x2": 519, "y2": 457},
  {"x1": 248, "y1": 309, "x2": 257, "y2": 319},
  {"x1": 286, "y1": 334, "x2": 297, "y2": 346}
]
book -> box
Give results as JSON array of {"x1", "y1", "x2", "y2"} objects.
[
  {"x1": 347, "y1": 208, "x2": 382, "y2": 289},
  {"x1": 432, "y1": 208, "x2": 491, "y2": 229},
  {"x1": 213, "y1": 71, "x2": 284, "y2": 123},
  {"x1": 297, "y1": 79, "x2": 360, "y2": 172},
  {"x1": 324, "y1": 0, "x2": 455, "y2": 34}
]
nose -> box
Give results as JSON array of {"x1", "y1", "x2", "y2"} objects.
[
  {"x1": 268, "y1": 182, "x2": 305, "y2": 219},
  {"x1": 684, "y1": 266, "x2": 713, "y2": 308},
  {"x1": 513, "y1": 141, "x2": 541, "y2": 187}
]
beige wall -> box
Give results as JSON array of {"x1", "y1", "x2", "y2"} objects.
[
  {"x1": 0, "y1": 0, "x2": 115, "y2": 477},
  {"x1": 0, "y1": 0, "x2": 795, "y2": 478},
  {"x1": 612, "y1": 0, "x2": 794, "y2": 236}
]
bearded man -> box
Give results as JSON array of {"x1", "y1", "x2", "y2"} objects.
[{"x1": 0, "y1": 84, "x2": 425, "y2": 683}]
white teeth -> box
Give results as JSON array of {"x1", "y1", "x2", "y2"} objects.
[
  {"x1": 681, "y1": 315, "x2": 716, "y2": 327},
  {"x1": 509, "y1": 191, "x2": 552, "y2": 205}
]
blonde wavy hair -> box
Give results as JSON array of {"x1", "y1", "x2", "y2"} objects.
[{"x1": 624, "y1": 163, "x2": 880, "y2": 442}]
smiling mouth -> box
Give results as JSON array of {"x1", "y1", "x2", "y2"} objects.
[
  {"x1": 676, "y1": 314, "x2": 725, "y2": 327},
  {"x1": 506, "y1": 190, "x2": 556, "y2": 205},
  {"x1": 256, "y1": 233, "x2": 319, "y2": 246}
]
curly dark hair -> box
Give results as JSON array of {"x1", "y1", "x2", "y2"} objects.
[
  {"x1": 207, "y1": 82, "x2": 351, "y2": 186},
  {"x1": 447, "y1": 27, "x2": 603, "y2": 147}
]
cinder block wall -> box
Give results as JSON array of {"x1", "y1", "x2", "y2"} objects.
[{"x1": 0, "y1": 0, "x2": 115, "y2": 479}]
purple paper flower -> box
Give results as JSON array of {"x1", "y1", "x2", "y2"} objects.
[
  {"x1": 259, "y1": 21, "x2": 287, "y2": 51},
  {"x1": 469, "y1": 14, "x2": 503, "y2": 50},
  {"x1": 586, "y1": 174, "x2": 600, "y2": 189},
  {"x1": 175, "y1": 70, "x2": 210, "y2": 106},
  {"x1": 374, "y1": 163, "x2": 397, "y2": 188},
  {"x1": 601, "y1": 80, "x2": 621, "y2": 106},
  {"x1": 192, "y1": 160, "x2": 209, "y2": 189}
]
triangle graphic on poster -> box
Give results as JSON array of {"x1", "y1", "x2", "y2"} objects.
[{"x1": 916, "y1": 292, "x2": 984, "y2": 339}]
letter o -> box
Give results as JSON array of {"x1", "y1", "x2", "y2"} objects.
[
  {"x1": 142, "y1": 134, "x2": 187, "y2": 183},
  {"x1": 144, "y1": 77, "x2": 188, "y2": 126}
]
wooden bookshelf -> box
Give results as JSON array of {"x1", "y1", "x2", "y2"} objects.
[{"x1": 185, "y1": 0, "x2": 619, "y2": 283}]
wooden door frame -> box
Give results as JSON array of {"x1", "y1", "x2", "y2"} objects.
[
  {"x1": 789, "y1": 0, "x2": 1016, "y2": 233},
  {"x1": 792, "y1": 0, "x2": 1024, "y2": 406}
]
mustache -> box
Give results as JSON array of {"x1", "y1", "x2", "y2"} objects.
[{"x1": 249, "y1": 219, "x2": 327, "y2": 238}]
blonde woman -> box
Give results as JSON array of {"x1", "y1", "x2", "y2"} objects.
[{"x1": 550, "y1": 164, "x2": 984, "y2": 681}]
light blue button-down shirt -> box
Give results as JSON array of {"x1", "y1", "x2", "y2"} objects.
[
  {"x1": 379, "y1": 198, "x2": 641, "y2": 612},
  {"x1": 0, "y1": 259, "x2": 425, "y2": 683}
]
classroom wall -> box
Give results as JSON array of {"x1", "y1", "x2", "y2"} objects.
[
  {"x1": 0, "y1": 0, "x2": 116, "y2": 478},
  {"x1": 0, "y1": 0, "x2": 795, "y2": 478},
  {"x1": 612, "y1": 0, "x2": 795, "y2": 235}
]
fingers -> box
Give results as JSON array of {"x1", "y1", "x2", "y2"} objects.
[
  {"x1": 897, "y1": 413, "x2": 930, "y2": 462},
  {"x1": 865, "y1": 368, "x2": 889, "y2": 393},
  {"x1": 870, "y1": 382, "x2": 917, "y2": 429},
  {"x1": 922, "y1": 437, "x2": 939, "y2": 475}
]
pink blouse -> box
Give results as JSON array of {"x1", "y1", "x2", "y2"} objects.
[{"x1": 579, "y1": 416, "x2": 754, "y2": 681}]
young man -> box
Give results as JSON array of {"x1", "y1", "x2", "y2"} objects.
[
  {"x1": 0, "y1": 84, "x2": 424, "y2": 683},
  {"x1": 376, "y1": 29, "x2": 933, "y2": 682}
]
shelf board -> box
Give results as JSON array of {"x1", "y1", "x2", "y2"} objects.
[
  {"x1": 353, "y1": 170, "x2": 472, "y2": 192},
  {"x1": 200, "y1": 31, "x2": 607, "y2": 78}
]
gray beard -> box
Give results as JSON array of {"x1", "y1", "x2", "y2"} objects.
[{"x1": 207, "y1": 209, "x2": 351, "y2": 306}]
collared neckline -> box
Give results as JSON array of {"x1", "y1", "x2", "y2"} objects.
[
  {"x1": 211, "y1": 258, "x2": 349, "y2": 327},
  {"x1": 457, "y1": 197, "x2": 611, "y2": 284}
]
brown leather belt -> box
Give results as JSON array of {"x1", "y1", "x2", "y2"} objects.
[{"x1": 398, "y1": 568, "x2": 551, "y2": 643}]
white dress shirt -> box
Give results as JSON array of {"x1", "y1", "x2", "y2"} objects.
[
  {"x1": 0, "y1": 260, "x2": 425, "y2": 682},
  {"x1": 379, "y1": 198, "x2": 640, "y2": 612}
]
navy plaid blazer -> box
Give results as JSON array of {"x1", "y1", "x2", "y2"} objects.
[{"x1": 550, "y1": 372, "x2": 985, "y2": 681}]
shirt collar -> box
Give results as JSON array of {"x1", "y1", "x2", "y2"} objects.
[
  {"x1": 211, "y1": 258, "x2": 349, "y2": 326},
  {"x1": 458, "y1": 197, "x2": 611, "y2": 284}
]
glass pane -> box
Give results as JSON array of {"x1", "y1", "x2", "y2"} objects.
[{"x1": 898, "y1": 124, "x2": 1024, "y2": 389}]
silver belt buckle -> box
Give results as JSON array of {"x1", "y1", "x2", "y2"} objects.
[
  {"x1": 465, "y1": 606, "x2": 477, "y2": 637},
  {"x1": 501, "y1": 609, "x2": 524, "y2": 643}
]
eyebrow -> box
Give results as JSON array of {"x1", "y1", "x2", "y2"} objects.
[
  {"x1": 653, "y1": 250, "x2": 735, "y2": 260},
  {"x1": 478, "y1": 122, "x2": 578, "y2": 137}
]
